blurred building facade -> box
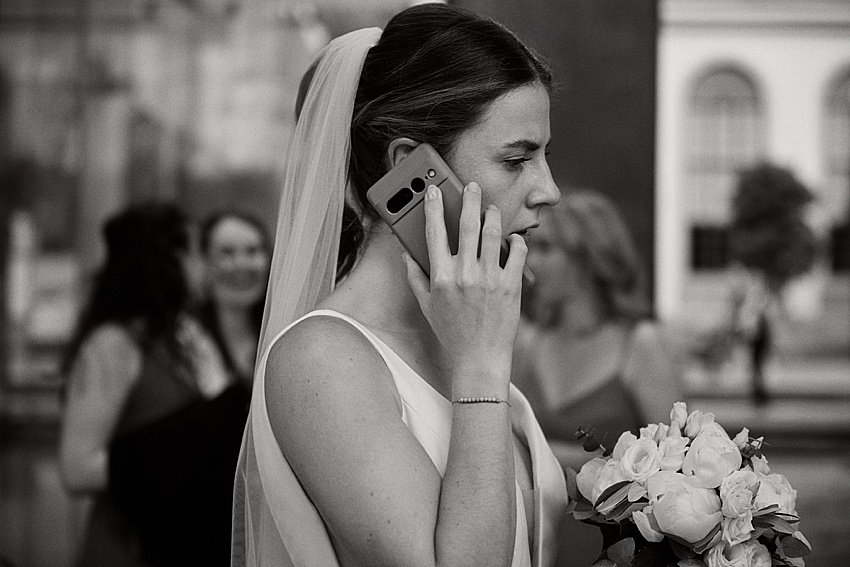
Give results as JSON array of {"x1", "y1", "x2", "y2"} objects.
[{"x1": 656, "y1": 0, "x2": 850, "y2": 391}]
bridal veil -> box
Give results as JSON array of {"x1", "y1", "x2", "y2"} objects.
[{"x1": 231, "y1": 27, "x2": 382, "y2": 567}]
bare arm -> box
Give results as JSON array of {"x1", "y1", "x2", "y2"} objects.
[
  {"x1": 59, "y1": 326, "x2": 141, "y2": 493},
  {"x1": 267, "y1": 319, "x2": 515, "y2": 567},
  {"x1": 266, "y1": 184, "x2": 523, "y2": 567}
]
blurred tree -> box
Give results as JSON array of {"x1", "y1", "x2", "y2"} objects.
[
  {"x1": 730, "y1": 163, "x2": 818, "y2": 292},
  {"x1": 728, "y1": 163, "x2": 819, "y2": 403}
]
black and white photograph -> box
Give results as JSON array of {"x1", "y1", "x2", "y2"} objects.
[{"x1": 1, "y1": 1, "x2": 848, "y2": 566}]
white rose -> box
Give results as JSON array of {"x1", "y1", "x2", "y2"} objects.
[
  {"x1": 632, "y1": 506, "x2": 664, "y2": 542},
  {"x1": 670, "y1": 401, "x2": 688, "y2": 433},
  {"x1": 641, "y1": 423, "x2": 669, "y2": 443},
  {"x1": 685, "y1": 409, "x2": 717, "y2": 438},
  {"x1": 681, "y1": 431, "x2": 742, "y2": 489},
  {"x1": 721, "y1": 512, "x2": 754, "y2": 546},
  {"x1": 576, "y1": 457, "x2": 607, "y2": 502},
  {"x1": 591, "y1": 458, "x2": 629, "y2": 504},
  {"x1": 732, "y1": 428, "x2": 750, "y2": 451},
  {"x1": 646, "y1": 470, "x2": 722, "y2": 544},
  {"x1": 753, "y1": 473, "x2": 797, "y2": 514},
  {"x1": 720, "y1": 469, "x2": 758, "y2": 518},
  {"x1": 658, "y1": 436, "x2": 689, "y2": 471},
  {"x1": 750, "y1": 455, "x2": 770, "y2": 475},
  {"x1": 621, "y1": 438, "x2": 663, "y2": 483},
  {"x1": 706, "y1": 541, "x2": 771, "y2": 567},
  {"x1": 612, "y1": 431, "x2": 638, "y2": 461}
]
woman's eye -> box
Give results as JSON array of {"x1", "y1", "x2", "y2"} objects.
[{"x1": 504, "y1": 157, "x2": 531, "y2": 171}]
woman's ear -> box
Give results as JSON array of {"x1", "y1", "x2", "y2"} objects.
[{"x1": 387, "y1": 138, "x2": 420, "y2": 169}]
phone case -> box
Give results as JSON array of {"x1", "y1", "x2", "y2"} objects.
[
  {"x1": 366, "y1": 143, "x2": 463, "y2": 276},
  {"x1": 366, "y1": 143, "x2": 532, "y2": 284}
]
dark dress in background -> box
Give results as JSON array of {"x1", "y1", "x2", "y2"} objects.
[
  {"x1": 75, "y1": 335, "x2": 249, "y2": 567},
  {"x1": 194, "y1": 300, "x2": 258, "y2": 388},
  {"x1": 513, "y1": 325, "x2": 645, "y2": 567}
]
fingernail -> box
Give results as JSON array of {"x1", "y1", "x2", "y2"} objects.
[
  {"x1": 466, "y1": 183, "x2": 480, "y2": 193},
  {"x1": 426, "y1": 185, "x2": 438, "y2": 199}
]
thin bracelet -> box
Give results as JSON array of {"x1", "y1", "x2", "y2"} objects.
[{"x1": 452, "y1": 396, "x2": 511, "y2": 407}]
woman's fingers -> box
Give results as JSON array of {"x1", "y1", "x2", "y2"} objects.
[
  {"x1": 457, "y1": 183, "x2": 482, "y2": 268},
  {"x1": 423, "y1": 185, "x2": 450, "y2": 275},
  {"x1": 402, "y1": 252, "x2": 430, "y2": 299},
  {"x1": 479, "y1": 205, "x2": 503, "y2": 272},
  {"x1": 502, "y1": 233, "x2": 528, "y2": 282}
]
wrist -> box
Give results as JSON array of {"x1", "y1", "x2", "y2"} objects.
[{"x1": 450, "y1": 365, "x2": 511, "y2": 400}]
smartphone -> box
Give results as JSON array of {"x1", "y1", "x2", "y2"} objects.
[{"x1": 366, "y1": 143, "x2": 534, "y2": 285}]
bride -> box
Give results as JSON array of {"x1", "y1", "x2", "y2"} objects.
[{"x1": 233, "y1": 4, "x2": 568, "y2": 566}]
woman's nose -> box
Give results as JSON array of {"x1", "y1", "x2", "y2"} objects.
[{"x1": 530, "y1": 162, "x2": 560, "y2": 207}]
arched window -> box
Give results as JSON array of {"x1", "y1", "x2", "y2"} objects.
[
  {"x1": 685, "y1": 67, "x2": 764, "y2": 270},
  {"x1": 825, "y1": 70, "x2": 850, "y2": 273}
]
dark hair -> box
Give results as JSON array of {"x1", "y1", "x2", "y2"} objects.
[
  {"x1": 199, "y1": 211, "x2": 271, "y2": 257},
  {"x1": 335, "y1": 3, "x2": 552, "y2": 280},
  {"x1": 62, "y1": 202, "x2": 190, "y2": 374}
]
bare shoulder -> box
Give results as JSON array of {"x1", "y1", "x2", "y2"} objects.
[
  {"x1": 264, "y1": 314, "x2": 402, "y2": 439},
  {"x1": 266, "y1": 314, "x2": 394, "y2": 390},
  {"x1": 631, "y1": 320, "x2": 671, "y2": 354},
  {"x1": 68, "y1": 323, "x2": 142, "y2": 397},
  {"x1": 84, "y1": 323, "x2": 139, "y2": 357},
  {"x1": 622, "y1": 320, "x2": 677, "y2": 384}
]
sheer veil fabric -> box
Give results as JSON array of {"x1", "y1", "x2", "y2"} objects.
[{"x1": 231, "y1": 28, "x2": 382, "y2": 567}]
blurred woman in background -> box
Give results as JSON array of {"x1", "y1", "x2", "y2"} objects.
[
  {"x1": 513, "y1": 189, "x2": 680, "y2": 566},
  {"x1": 196, "y1": 211, "x2": 270, "y2": 390},
  {"x1": 59, "y1": 202, "x2": 248, "y2": 567}
]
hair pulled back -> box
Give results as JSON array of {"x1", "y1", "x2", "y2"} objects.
[
  {"x1": 337, "y1": 3, "x2": 552, "y2": 279},
  {"x1": 63, "y1": 201, "x2": 191, "y2": 374}
]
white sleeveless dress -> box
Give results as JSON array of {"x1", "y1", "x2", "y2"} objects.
[{"x1": 232, "y1": 309, "x2": 568, "y2": 567}]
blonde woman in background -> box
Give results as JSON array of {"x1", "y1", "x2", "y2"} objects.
[{"x1": 513, "y1": 189, "x2": 680, "y2": 567}]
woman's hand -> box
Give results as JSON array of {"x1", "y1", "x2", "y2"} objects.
[{"x1": 403, "y1": 182, "x2": 527, "y2": 399}]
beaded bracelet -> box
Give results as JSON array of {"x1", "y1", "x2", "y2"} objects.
[{"x1": 452, "y1": 396, "x2": 511, "y2": 407}]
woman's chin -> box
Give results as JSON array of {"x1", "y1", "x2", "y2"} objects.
[{"x1": 213, "y1": 288, "x2": 263, "y2": 308}]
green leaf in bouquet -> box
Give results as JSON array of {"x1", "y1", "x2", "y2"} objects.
[
  {"x1": 753, "y1": 514, "x2": 796, "y2": 535},
  {"x1": 566, "y1": 466, "x2": 583, "y2": 503},
  {"x1": 669, "y1": 539, "x2": 697, "y2": 560},
  {"x1": 595, "y1": 481, "x2": 632, "y2": 510},
  {"x1": 628, "y1": 483, "x2": 648, "y2": 503},
  {"x1": 611, "y1": 500, "x2": 650, "y2": 524},
  {"x1": 753, "y1": 504, "x2": 780, "y2": 516},
  {"x1": 606, "y1": 537, "x2": 635, "y2": 567},
  {"x1": 676, "y1": 560, "x2": 708, "y2": 567},
  {"x1": 777, "y1": 535, "x2": 811, "y2": 559},
  {"x1": 574, "y1": 498, "x2": 595, "y2": 512},
  {"x1": 692, "y1": 524, "x2": 722, "y2": 555},
  {"x1": 791, "y1": 531, "x2": 811, "y2": 551},
  {"x1": 575, "y1": 508, "x2": 604, "y2": 521}
]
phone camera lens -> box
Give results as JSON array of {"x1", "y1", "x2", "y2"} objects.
[
  {"x1": 410, "y1": 177, "x2": 425, "y2": 193},
  {"x1": 387, "y1": 187, "x2": 413, "y2": 214}
]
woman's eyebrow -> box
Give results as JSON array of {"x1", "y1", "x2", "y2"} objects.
[{"x1": 501, "y1": 139, "x2": 551, "y2": 152}]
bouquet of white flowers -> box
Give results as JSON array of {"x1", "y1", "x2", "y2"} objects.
[{"x1": 567, "y1": 402, "x2": 810, "y2": 567}]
